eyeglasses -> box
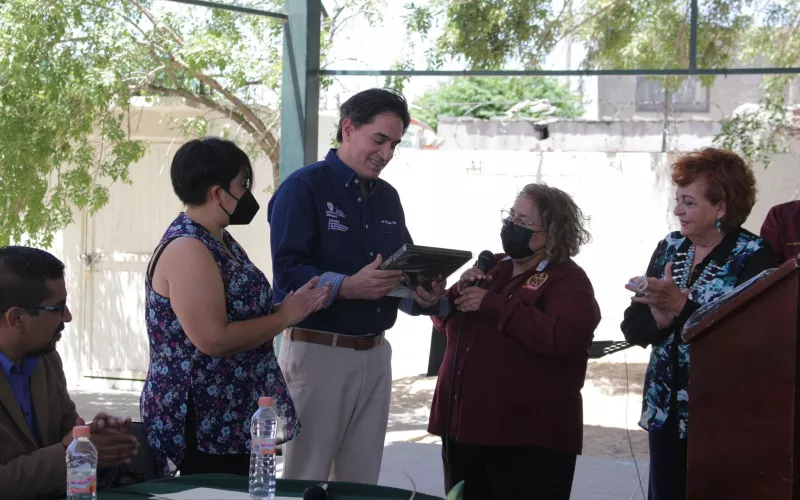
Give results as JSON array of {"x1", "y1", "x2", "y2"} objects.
[
  {"x1": 501, "y1": 209, "x2": 545, "y2": 232},
  {"x1": 20, "y1": 304, "x2": 68, "y2": 316}
]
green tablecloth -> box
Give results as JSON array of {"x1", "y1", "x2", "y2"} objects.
[{"x1": 99, "y1": 473, "x2": 443, "y2": 500}]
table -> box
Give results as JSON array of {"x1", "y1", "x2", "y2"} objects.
[{"x1": 99, "y1": 473, "x2": 444, "y2": 500}]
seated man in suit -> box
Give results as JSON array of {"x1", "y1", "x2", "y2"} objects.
[
  {"x1": 0, "y1": 246, "x2": 140, "y2": 500},
  {"x1": 761, "y1": 200, "x2": 800, "y2": 263}
]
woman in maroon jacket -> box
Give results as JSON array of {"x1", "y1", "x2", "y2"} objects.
[{"x1": 430, "y1": 183, "x2": 601, "y2": 500}]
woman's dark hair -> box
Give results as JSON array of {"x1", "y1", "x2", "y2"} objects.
[
  {"x1": 671, "y1": 147, "x2": 757, "y2": 228},
  {"x1": 0, "y1": 246, "x2": 65, "y2": 314},
  {"x1": 336, "y1": 88, "x2": 411, "y2": 143},
  {"x1": 170, "y1": 137, "x2": 253, "y2": 206},
  {"x1": 519, "y1": 183, "x2": 592, "y2": 263}
]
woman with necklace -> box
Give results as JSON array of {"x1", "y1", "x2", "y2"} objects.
[{"x1": 621, "y1": 148, "x2": 780, "y2": 500}]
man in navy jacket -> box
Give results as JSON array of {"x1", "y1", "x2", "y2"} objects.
[{"x1": 267, "y1": 88, "x2": 446, "y2": 483}]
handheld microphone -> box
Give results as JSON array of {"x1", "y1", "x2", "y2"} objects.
[{"x1": 468, "y1": 250, "x2": 496, "y2": 287}]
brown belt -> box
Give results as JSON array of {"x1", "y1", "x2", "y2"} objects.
[{"x1": 284, "y1": 327, "x2": 384, "y2": 350}]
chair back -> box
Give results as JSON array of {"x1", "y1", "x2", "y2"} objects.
[{"x1": 125, "y1": 421, "x2": 159, "y2": 482}]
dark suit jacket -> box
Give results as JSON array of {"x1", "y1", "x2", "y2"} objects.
[
  {"x1": 761, "y1": 200, "x2": 800, "y2": 263},
  {"x1": 0, "y1": 351, "x2": 79, "y2": 500}
]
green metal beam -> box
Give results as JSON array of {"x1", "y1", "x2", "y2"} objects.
[
  {"x1": 320, "y1": 67, "x2": 800, "y2": 77},
  {"x1": 158, "y1": 0, "x2": 288, "y2": 19},
  {"x1": 280, "y1": 0, "x2": 321, "y2": 182},
  {"x1": 275, "y1": 0, "x2": 321, "y2": 356}
]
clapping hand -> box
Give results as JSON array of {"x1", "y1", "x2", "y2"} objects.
[
  {"x1": 60, "y1": 413, "x2": 140, "y2": 468},
  {"x1": 626, "y1": 262, "x2": 691, "y2": 329},
  {"x1": 276, "y1": 276, "x2": 333, "y2": 326}
]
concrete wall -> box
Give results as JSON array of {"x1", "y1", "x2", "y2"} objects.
[
  {"x1": 380, "y1": 150, "x2": 800, "y2": 368},
  {"x1": 597, "y1": 74, "x2": 800, "y2": 121},
  {"x1": 437, "y1": 116, "x2": 800, "y2": 156},
  {"x1": 437, "y1": 118, "x2": 725, "y2": 153}
]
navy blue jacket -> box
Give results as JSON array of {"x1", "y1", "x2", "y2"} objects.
[{"x1": 268, "y1": 149, "x2": 418, "y2": 335}]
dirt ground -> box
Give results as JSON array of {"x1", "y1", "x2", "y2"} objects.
[{"x1": 72, "y1": 361, "x2": 652, "y2": 464}]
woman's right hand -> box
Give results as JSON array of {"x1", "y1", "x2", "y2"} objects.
[
  {"x1": 275, "y1": 276, "x2": 333, "y2": 326},
  {"x1": 457, "y1": 266, "x2": 492, "y2": 294}
]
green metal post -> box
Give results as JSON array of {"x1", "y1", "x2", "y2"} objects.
[
  {"x1": 276, "y1": 0, "x2": 321, "y2": 355},
  {"x1": 280, "y1": 0, "x2": 321, "y2": 181}
]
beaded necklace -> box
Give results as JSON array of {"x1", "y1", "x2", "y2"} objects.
[{"x1": 670, "y1": 243, "x2": 723, "y2": 295}]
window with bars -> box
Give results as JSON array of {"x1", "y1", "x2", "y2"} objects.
[{"x1": 635, "y1": 76, "x2": 710, "y2": 113}]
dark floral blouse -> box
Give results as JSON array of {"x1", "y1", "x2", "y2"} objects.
[{"x1": 621, "y1": 227, "x2": 778, "y2": 438}]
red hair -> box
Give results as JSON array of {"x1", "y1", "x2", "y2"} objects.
[{"x1": 671, "y1": 148, "x2": 757, "y2": 227}]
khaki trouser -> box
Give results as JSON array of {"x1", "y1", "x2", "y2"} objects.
[{"x1": 278, "y1": 334, "x2": 392, "y2": 484}]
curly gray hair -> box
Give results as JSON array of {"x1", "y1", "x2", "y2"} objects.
[{"x1": 518, "y1": 183, "x2": 592, "y2": 263}]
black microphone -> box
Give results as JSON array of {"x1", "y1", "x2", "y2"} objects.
[{"x1": 468, "y1": 250, "x2": 496, "y2": 287}]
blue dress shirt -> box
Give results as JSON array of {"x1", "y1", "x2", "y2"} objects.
[
  {"x1": 268, "y1": 148, "x2": 439, "y2": 335},
  {"x1": 0, "y1": 353, "x2": 42, "y2": 446}
]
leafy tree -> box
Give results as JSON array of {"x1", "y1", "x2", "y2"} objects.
[
  {"x1": 413, "y1": 77, "x2": 584, "y2": 131},
  {"x1": 0, "y1": 0, "x2": 380, "y2": 246},
  {"x1": 404, "y1": 0, "x2": 800, "y2": 165}
]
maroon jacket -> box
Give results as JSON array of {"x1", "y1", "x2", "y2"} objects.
[
  {"x1": 760, "y1": 200, "x2": 800, "y2": 263},
  {"x1": 429, "y1": 255, "x2": 601, "y2": 455}
]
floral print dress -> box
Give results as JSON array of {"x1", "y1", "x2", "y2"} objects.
[
  {"x1": 140, "y1": 213, "x2": 299, "y2": 476},
  {"x1": 621, "y1": 228, "x2": 778, "y2": 439}
]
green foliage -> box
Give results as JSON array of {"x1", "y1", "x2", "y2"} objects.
[
  {"x1": 713, "y1": 76, "x2": 794, "y2": 168},
  {"x1": 0, "y1": 0, "x2": 376, "y2": 245},
  {"x1": 404, "y1": 0, "x2": 564, "y2": 70},
  {"x1": 404, "y1": 0, "x2": 800, "y2": 165},
  {"x1": 413, "y1": 77, "x2": 584, "y2": 130},
  {"x1": 0, "y1": 0, "x2": 146, "y2": 247}
]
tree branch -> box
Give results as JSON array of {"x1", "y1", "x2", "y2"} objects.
[
  {"x1": 161, "y1": 55, "x2": 272, "y2": 139},
  {"x1": 142, "y1": 84, "x2": 277, "y2": 153},
  {"x1": 126, "y1": 0, "x2": 185, "y2": 48}
]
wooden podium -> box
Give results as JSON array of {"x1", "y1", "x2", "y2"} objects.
[{"x1": 683, "y1": 257, "x2": 800, "y2": 499}]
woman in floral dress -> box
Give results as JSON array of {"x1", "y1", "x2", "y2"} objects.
[
  {"x1": 140, "y1": 137, "x2": 331, "y2": 476},
  {"x1": 621, "y1": 148, "x2": 779, "y2": 500}
]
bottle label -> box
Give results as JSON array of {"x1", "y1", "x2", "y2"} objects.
[
  {"x1": 67, "y1": 471, "x2": 96, "y2": 494},
  {"x1": 251, "y1": 436, "x2": 276, "y2": 456}
]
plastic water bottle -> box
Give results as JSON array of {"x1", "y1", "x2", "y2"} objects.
[
  {"x1": 249, "y1": 396, "x2": 277, "y2": 499},
  {"x1": 66, "y1": 425, "x2": 97, "y2": 500}
]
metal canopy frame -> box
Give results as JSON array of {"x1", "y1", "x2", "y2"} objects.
[
  {"x1": 161, "y1": 0, "x2": 288, "y2": 20},
  {"x1": 159, "y1": 0, "x2": 800, "y2": 180}
]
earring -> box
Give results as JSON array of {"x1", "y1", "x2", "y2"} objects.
[{"x1": 715, "y1": 220, "x2": 722, "y2": 232}]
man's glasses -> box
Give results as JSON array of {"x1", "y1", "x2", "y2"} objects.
[{"x1": 20, "y1": 304, "x2": 67, "y2": 316}]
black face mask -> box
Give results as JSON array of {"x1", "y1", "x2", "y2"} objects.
[
  {"x1": 221, "y1": 189, "x2": 260, "y2": 225},
  {"x1": 501, "y1": 221, "x2": 543, "y2": 259}
]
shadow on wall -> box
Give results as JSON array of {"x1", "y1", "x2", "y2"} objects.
[{"x1": 70, "y1": 388, "x2": 143, "y2": 421}]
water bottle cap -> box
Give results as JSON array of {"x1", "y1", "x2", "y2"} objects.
[
  {"x1": 258, "y1": 396, "x2": 273, "y2": 407},
  {"x1": 72, "y1": 425, "x2": 91, "y2": 438}
]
